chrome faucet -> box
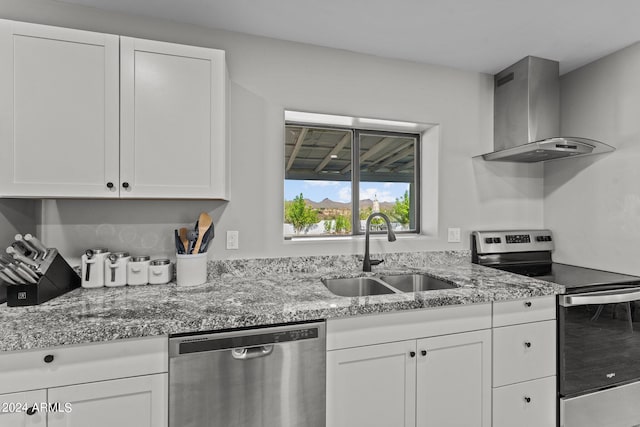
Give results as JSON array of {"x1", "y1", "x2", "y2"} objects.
[{"x1": 363, "y1": 212, "x2": 396, "y2": 272}]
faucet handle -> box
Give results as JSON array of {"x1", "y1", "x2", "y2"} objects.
[{"x1": 370, "y1": 259, "x2": 384, "y2": 266}]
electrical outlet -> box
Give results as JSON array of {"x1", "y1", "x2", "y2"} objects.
[
  {"x1": 447, "y1": 228, "x2": 461, "y2": 243},
  {"x1": 226, "y1": 230, "x2": 239, "y2": 250}
]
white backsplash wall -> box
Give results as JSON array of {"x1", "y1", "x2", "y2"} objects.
[
  {"x1": 545, "y1": 42, "x2": 640, "y2": 275},
  {"x1": 37, "y1": 200, "x2": 227, "y2": 265},
  {"x1": 7, "y1": 0, "x2": 544, "y2": 260},
  {"x1": 0, "y1": 199, "x2": 37, "y2": 247}
]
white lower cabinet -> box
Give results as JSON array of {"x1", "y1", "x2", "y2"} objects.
[
  {"x1": 492, "y1": 296, "x2": 557, "y2": 427},
  {"x1": 0, "y1": 390, "x2": 47, "y2": 427},
  {"x1": 327, "y1": 340, "x2": 417, "y2": 427},
  {"x1": 492, "y1": 376, "x2": 556, "y2": 427},
  {"x1": 0, "y1": 337, "x2": 168, "y2": 427},
  {"x1": 416, "y1": 330, "x2": 491, "y2": 427},
  {"x1": 326, "y1": 304, "x2": 492, "y2": 427},
  {"x1": 47, "y1": 374, "x2": 167, "y2": 427}
]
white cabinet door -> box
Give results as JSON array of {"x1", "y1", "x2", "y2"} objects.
[
  {"x1": 327, "y1": 340, "x2": 416, "y2": 427},
  {"x1": 120, "y1": 37, "x2": 228, "y2": 199},
  {"x1": 416, "y1": 329, "x2": 492, "y2": 427},
  {"x1": 0, "y1": 390, "x2": 47, "y2": 427},
  {"x1": 0, "y1": 20, "x2": 120, "y2": 198},
  {"x1": 493, "y1": 376, "x2": 556, "y2": 427},
  {"x1": 47, "y1": 374, "x2": 167, "y2": 427}
]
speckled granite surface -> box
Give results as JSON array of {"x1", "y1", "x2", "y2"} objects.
[{"x1": 0, "y1": 251, "x2": 563, "y2": 352}]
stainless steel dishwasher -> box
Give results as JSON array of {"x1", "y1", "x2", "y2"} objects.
[{"x1": 169, "y1": 321, "x2": 325, "y2": 427}]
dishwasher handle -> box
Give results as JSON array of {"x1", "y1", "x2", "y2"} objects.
[{"x1": 231, "y1": 345, "x2": 274, "y2": 360}]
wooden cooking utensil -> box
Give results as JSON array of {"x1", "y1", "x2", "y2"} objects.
[
  {"x1": 179, "y1": 228, "x2": 190, "y2": 255},
  {"x1": 192, "y1": 212, "x2": 212, "y2": 255}
]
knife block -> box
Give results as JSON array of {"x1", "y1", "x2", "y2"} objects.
[{"x1": 6, "y1": 250, "x2": 80, "y2": 307}]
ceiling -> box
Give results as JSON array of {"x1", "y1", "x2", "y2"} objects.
[
  {"x1": 285, "y1": 126, "x2": 416, "y2": 183},
  {"x1": 57, "y1": 0, "x2": 640, "y2": 75}
]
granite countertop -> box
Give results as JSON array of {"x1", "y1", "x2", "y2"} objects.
[{"x1": 0, "y1": 251, "x2": 563, "y2": 352}]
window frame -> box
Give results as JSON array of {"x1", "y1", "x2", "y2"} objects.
[{"x1": 284, "y1": 121, "x2": 421, "y2": 238}]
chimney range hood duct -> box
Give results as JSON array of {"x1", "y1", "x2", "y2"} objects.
[{"x1": 481, "y1": 56, "x2": 614, "y2": 162}]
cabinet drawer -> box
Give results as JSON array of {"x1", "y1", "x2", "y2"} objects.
[
  {"x1": 327, "y1": 303, "x2": 491, "y2": 350},
  {"x1": 493, "y1": 320, "x2": 556, "y2": 387},
  {"x1": 0, "y1": 389, "x2": 47, "y2": 426},
  {"x1": 493, "y1": 376, "x2": 556, "y2": 427},
  {"x1": 493, "y1": 296, "x2": 556, "y2": 327},
  {"x1": 0, "y1": 336, "x2": 167, "y2": 394}
]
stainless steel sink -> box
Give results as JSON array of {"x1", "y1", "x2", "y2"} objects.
[
  {"x1": 379, "y1": 274, "x2": 458, "y2": 292},
  {"x1": 322, "y1": 277, "x2": 397, "y2": 297}
]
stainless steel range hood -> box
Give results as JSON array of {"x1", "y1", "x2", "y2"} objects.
[{"x1": 481, "y1": 56, "x2": 614, "y2": 162}]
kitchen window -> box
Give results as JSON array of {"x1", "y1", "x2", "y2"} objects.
[{"x1": 284, "y1": 112, "x2": 420, "y2": 239}]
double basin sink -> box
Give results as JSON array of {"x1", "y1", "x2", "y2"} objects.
[{"x1": 323, "y1": 273, "x2": 458, "y2": 297}]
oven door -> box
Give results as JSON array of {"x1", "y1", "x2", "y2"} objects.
[{"x1": 559, "y1": 287, "x2": 640, "y2": 398}]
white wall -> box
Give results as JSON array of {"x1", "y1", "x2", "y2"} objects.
[
  {"x1": 0, "y1": 199, "x2": 37, "y2": 247},
  {"x1": 3, "y1": 0, "x2": 544, "y2": 262},
  {"x1": 545, "y1": 42, "x2": 640, "y2": 274}
]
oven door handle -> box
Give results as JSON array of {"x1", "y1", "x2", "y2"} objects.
[{"x1": 560, "y1": 288, "x2": 640, "y2": 307}]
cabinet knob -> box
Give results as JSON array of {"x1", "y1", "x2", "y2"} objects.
[
  {"x1": 524, "y1": 341, "x2": 532, "y2": 348},
  {"x1": 421, "y1": 350, "x2": 427, "y2": 356},
  {"x1": 524, "y1": 301, "x2": 532, "y2": 307},
  {"x1": 26, "y1": 407, "x2": 37, "y2": 416},
  {"x1": 122, "y1": 182, "x2": 130, "y2": 189},
  {"x1": 409, "y1": 351, "x2": 416, "y2": 358},
  {"x1": 106, "y1": 182, "x2": 114, "y2": 189},
  {"x1": 524, "y1": 396, "x2": 531, "y2": 403},
  {"x1": 44, "y1": 354, "x2": 54, "y2": 363}
]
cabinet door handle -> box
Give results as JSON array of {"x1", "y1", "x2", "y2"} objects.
[
  {"x1": 421, "y1": 350, "x2": 427, "y2": 356},
  {"x1": 524, "y1": 396, "x2": 531, "y2": 403},
  {"x1": 409, "y1": 351, "x2": 416, "y2": 358},
  {"x1": 524, "y1": 341, "x2": 532, "y2": 348},
  {"x1": 122, "y1": 182, "x2": 130, "y2": 189},
  {"x1": 44, "y1": 354, "x2": 54, "y2": 363},
  {"x1": 106, "y1": 182, "x2": 114, "y2": 189}
]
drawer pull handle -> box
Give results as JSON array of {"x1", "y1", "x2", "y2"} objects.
[
  {"x1": 524, "y1": 301, "x2": 532, "y2": 307},
  {"x1": 421, "y1": 350, "x2": 427, "y2": 356},
  {"x1": 410, "y1": 351, "x2": 416, "y2": 358},
  {"x1": 44, "y1": 354, "x2": 54, "y2": 363},
  {"x1": 524, "y1": 396, "x2": 531, "y2": 403},
  {"x1": 524, "y1": 342, "x2": 532, "y2": 348}
]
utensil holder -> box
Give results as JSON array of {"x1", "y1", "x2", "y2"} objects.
[
  {"x1": 176, "y1": 253, "x2": 208, "y2": 286},
  {"x1": 6, "y1": 249, "x2": 80, "y2": 307}
]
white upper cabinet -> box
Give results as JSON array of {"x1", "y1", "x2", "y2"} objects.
[
  {"x1": 0, "y1": 20, "x2": 228, "y2": 199},
  {"x1": 0, "y1": 20, "x2": 119, "y2": 198},
  {"x1": 120, "y1": 37, "x2": 228, "y2": 199}
]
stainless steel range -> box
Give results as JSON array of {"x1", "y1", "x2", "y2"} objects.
[{"x1": 471, "y1": 229, "x2": 640, "y2": 427}]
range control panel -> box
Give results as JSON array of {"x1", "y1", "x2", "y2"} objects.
[{"x1": 472, "y1": 230, "x2": 554, "y2": 254}]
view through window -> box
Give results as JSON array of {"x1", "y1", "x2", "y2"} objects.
[{"x1": 284, "y1": 122, "x2": 419, "y2": 238}]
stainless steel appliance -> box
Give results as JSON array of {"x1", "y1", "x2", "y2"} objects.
[
  {"x1": 480, "y1": 56, "x2": 614, "y2": 162},
  {"x1": 472, "y1": 229, "x2": 640, "y2": 427},
  {"x1": 169, "y1": 321, "x2": 326, "y2": 427}
]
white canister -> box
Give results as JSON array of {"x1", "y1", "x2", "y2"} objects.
[
  {"x1": 104, "y1": 252, "x2": 130, "y2": 287},
  {"x1": 81, "y1": 248, "x2": 110, "y2": 288},
  {"x1": 176, "y1": 253, "x2": 208, "y2": 287},
  {"x1": 149, "y1": 259, "x2": 173, "y2": 285},
  {"x1": 127, "y1": 256, "x2": 151, "y2": 286}
]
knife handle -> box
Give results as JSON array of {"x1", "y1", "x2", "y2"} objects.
[
  {"x1": 24, "y1": 234, "x2": 48, "y2": 258},
  {"x1": 0, "y1": 270, "x2": 18, "y2": 285},
  {"x1": 2, "y1": 268, "x2": 23, "y2": 284},
  {"x1": 8, "y1": 249, "x2": 40, "y2": 268},
  {"x1": 10, "y1": 265, "x2": 37, "y2": 284},
  {"x1": 14, "y1": 235, "x2": 41, "y2": 259}
]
